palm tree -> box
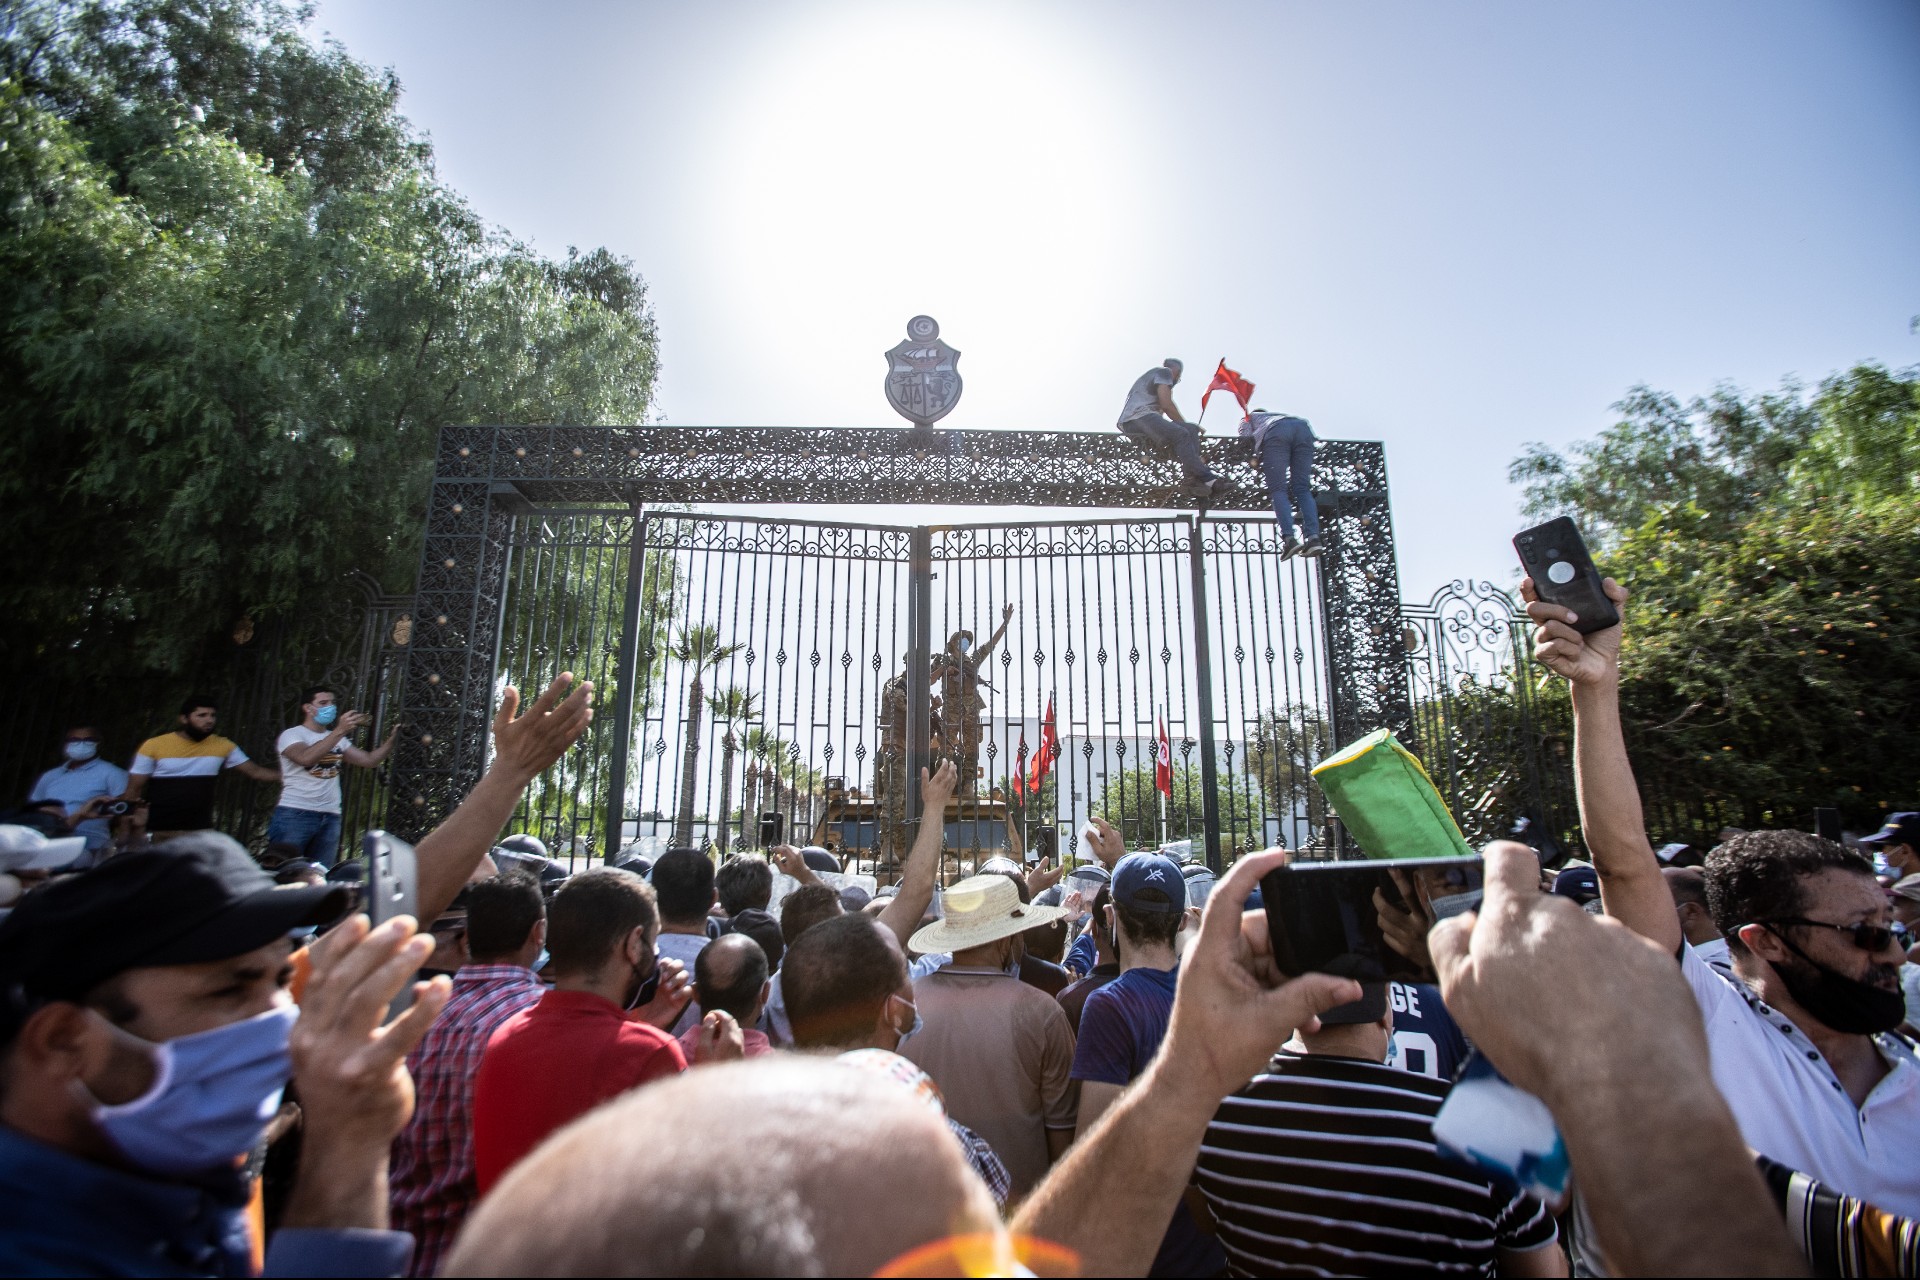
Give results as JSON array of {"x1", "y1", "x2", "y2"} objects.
[
  {"x1": 706, "y1": 686, "x2": 761, "y2": 854},
  {"x1": 670, "y1": 625, "x2": 743, "y2": 845}
]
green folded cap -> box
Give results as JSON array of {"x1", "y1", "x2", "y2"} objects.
[{"x1": 1311, "y1": 728, "x2": 1475, "y2": 861}]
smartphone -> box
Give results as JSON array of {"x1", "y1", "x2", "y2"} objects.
[
  {"x1": 1432, "y1": 1051, "x2": 1571, "y2": 1204},
  {"x1": 758, "y1": 812, "x2": 784, "y2": 849},
  {"x1": 363, "y1": 829, "x2": 420, "y2": 928},
  {"x1": 1513, "y1": 517, "x2": 1618, "y2": 635},
  {"x1": 1260, "y1": 855, "x2": 1483, "y2": 981}
]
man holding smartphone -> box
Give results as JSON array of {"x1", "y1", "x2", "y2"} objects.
[{"x1": 273, "y1": 685, "x2": 397, "y2": 866}]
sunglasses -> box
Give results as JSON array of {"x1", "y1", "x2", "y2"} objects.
[{"x1": 1761, "y1": 917, "x2": 1899, "y2": 953}]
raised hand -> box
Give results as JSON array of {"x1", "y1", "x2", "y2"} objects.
[
  {"x1": 629, "y1": 957, "x2": 694, "y2": 1031},
  {"x1": 919, "y1": 759, "x2": 959, "y2": 813},
  {"x1": 1374, "y1": 867, "x2": 1437, "y2": 980},
  {"x1": 338, "y1": 710, "x2": 371, "y2": 734},
  {"x1": 283, "y1": 912, "x2": 451, "y2": 1228},
  {"x1": 1025, "y1": 856, "x2": 1063, "y2": 898},
  {"x1": 689, "y1": 1010, "x2": 744, "y2": 1065},
  {"x1": 1521, "y1": 576, "x2": 1629, "y2": 687},
  {"x1": 769, "y1": 843, "x2": 819, "y2": 886},
  {"x1": 1161, "y1": 848, "x2": 1361, "y2": 1102},
  {"x1": 491, "y1": 672, "x2": 595, "y2": 784},
  {"x1": 1085, "y1": 815, "x2": 1126, "y2": 869}
]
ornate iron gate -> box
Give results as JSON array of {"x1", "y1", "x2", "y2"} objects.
[
  {"x1": 390, "y1": 423, "x2": 1412, "y2": 868},
  {"x1": 1401, "y1": 580, "x2": 1576, "y2": 850}
]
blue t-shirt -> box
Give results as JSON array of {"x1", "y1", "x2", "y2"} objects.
[
  {"x1": 1065, "y1": 931, "x2": 1098, "y2": 977},
  {"x1": 1071, "y1": 965, "x2": 1177, "y2": 1085},
  {"x1": 28, "y1": 758, "x2": 127, "y2": 855},
  {"x1": 1070, "y1": 965, "x2": 1225, "y2": 1278},
  {"x1": 1388, "y1": 981, "x2": 1470, "y2": 1082}
]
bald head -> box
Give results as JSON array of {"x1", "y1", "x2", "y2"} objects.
[
  {"x1": 693, "y1": 932, "x2": 769, "y2": 1023},
  {"x1": 445, "y1": 1058, "x2": 995, "y2": 1277}
]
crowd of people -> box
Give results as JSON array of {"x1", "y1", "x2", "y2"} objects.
[{"x1": 1, "y1": 577, "x2": 1918, "y2": 1277}]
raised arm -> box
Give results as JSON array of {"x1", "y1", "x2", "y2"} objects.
[
  {"x1": 343, "y1": 725, "x2": 398, "y2": 769},
  {"x1": 283, "y1": 712, "x2": 366, "y2": 767},
  {"x1": 973, "y1": 603, "x2": 1015, "y2": 663},
  {"x1": 1522, "y1": 577, "x2": 1680, "y2": 954},
  {"x1": 411, "y1": 674, "x2": 593, "y2": 928},
  {"x1": 1014, "y1": 849, "x2": 1358, "y2": 1276},
  {"x1": 877, "y1": 760, "x2": 957, "y2": 947}
]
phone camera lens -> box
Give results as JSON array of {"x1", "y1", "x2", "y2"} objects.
[{"x1": 1546, "y1": 548, "x2": 1561, "y2": 559}]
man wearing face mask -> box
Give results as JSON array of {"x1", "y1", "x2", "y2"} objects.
[
  {"x1": 28, "y1": 725, "x2": 129, "y2": 864},
  {"x1": 782, "y1": 912, "x2": 1014, "y2": 1206},
  {"x1": 271, "y1": 686, "x2": 398, "y2": 867},
  {"x1": 471, "y1": 866, "x2": 720, "y2": 1194},
  {"x1": 0, "y1": 834, "x2": 452, "y2": 1275},
  {"x1": 1526, "y1": 574, "x2": 1920, "y2": 1220},
  {"x1": 126, "y1": 696, "x2": 280, "y2": 840},
  {"x1": 901, "y1": 873, "x2": 1076, "y2": 1200}
]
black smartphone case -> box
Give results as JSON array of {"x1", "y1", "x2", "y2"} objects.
[{"x1": 1513, "y1": 517, "x2": 1619, "y2": 635}]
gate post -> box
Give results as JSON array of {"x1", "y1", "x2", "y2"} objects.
[
  {"x1": 904, "y1": 527, "x2": 934, "y2": 853},
  {"x1": 1318, "y1": 449, "x2": 1413, "y2": 753},
  {"x1": 388, "y1": 428, "x2": 518, "y2": 841},
  {"x1": 603, "y1": 504, "x2": 647, "y2": 860},
  {"x1": 1186, "y1": 518, "x2": 1224, "y2": 873}
]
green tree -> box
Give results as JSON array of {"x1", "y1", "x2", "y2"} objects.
[
  {"x1": 0, "y1": 0, "x2": 661, "y2": 694},
  {"x1": 1093, "y1": 763, "x2": 1266, "y2": 856},
  {"x1": 1509, "y1": 364, "x2": 1920, "y2": 832},
  {"x1": 1243, "y1": 703, "x2": 1333, "y2": 838},
  {"x1": 706, "y1": 686, "x2": 761, "y2": 854},
  {"x1": 670, "y1": 626, "x2": 743, "y2": 844}
]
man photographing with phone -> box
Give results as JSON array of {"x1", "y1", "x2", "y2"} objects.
[{"x1": 272, "y1": 686, "x2": 398, "y2": 867}]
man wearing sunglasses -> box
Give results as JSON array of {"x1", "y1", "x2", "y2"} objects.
[{"x1": 1524, "y1": 574, "x2": 1919, "y2": 1226}]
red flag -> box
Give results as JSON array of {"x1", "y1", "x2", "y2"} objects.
[
  {"x1": 1026, "y1": 696, "x2": 1060, "y2": 796},
  {"x1": 1155, "y1": 718, "x2": 1174, "y2": 799},
  {"x1": 1200, "y1": 359, "x2": 1254, "y2": 416},
  {"x1": 1012, "y1": 725, "x2": 1031, "y2": 796}
]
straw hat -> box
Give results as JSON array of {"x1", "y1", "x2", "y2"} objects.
[{"x1": 909, "y1": 874, "x2": 1067, "y2": 954}]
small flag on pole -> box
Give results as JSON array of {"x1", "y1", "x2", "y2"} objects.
[
  {"x1": 1155, "y1": 718, "x2": 1174, "y2": 800},
  {"x1": 1200, "y1": 359, "x2": 1254, "y2": 418},
  {"x1": 1026, "y1": 696, "x2": 1060, "y2": 796}
]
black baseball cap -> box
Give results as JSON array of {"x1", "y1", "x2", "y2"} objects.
[{"x1": 0, "y1": 833, "x2": 351, "y2": 1006}]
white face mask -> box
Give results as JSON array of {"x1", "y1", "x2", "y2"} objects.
[{"x1": 64, "y1": 741, "x2": 99, "y2": 763}]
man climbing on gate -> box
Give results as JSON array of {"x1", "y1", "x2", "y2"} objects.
[
  {"x1": 1116, "y1": 360, "x2": 1225, "y2": 500},
  {"x1": 1243, "y1": 408, "x2": 1322, "y2": 558}
]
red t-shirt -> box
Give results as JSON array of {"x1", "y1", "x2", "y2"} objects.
[{"x1": 472, "y1": 988, "x2": 686, "y2": 1192}]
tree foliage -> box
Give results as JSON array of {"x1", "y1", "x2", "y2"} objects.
[
  {"x1": 0, "y1": 0, "x2": 660, "y2": 685},
  {"x1": 1511, "y1": 365, "x2": 1920, "y2": 829}
]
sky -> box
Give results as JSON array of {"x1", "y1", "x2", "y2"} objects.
[{"x1": 307, "y1": 0, "x2": 1920, "y2": 603}]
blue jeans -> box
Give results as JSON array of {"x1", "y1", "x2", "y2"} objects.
[
  {"x1": 1259, "y1": 417, "x2": 1320, "y2": 539},
  {"x1": 1119, "y1": 413, "x2": 1215, "y2": 484},
  {"x1": 267, "y1": 806, "x2": 342, "y2": 867}
]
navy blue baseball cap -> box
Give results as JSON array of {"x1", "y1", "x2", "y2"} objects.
[
  {"x1": 1551, "y1": 865, "x2": 1600, "y2": 905},
  {"x1": 1863, "y1": 813, "x2": 1920, "y2": 848},
  {"x1": 1110, "y1": 852, "x2": 1186, "y2": 914}
]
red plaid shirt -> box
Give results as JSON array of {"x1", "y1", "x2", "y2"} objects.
[{"x1": 390, "y1": 964, "x2": 545, "y2": 1277}]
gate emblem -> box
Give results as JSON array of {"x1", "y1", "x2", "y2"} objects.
[{"x1": 883, "y1": 315, "x2": 963, "y2": 427}]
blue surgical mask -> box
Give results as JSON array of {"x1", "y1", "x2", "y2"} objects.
[
  {"x1": 890, "y1": 995, "x2": 923, "y2": 1048},
  {"x1": 83, "y1": 1004, "x2": 297, "y2": 1176},
  {"x1": 312, "y1": 705, "x2": 339, "y2": 727},
  {"x1": 534, "y1": 947, "x2": 550, "y2": 973},
  {"x1": 63, "y1": 741, "x2": 99, "y2": 763}
]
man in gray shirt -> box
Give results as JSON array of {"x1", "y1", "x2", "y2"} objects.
[{"x1": 1116, "y1": 359, "x2": 1223, "y2": 498}]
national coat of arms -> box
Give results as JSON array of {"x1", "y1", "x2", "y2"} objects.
[{"x1": 883, "y1": 316, "x2": 962, "y2": 427}]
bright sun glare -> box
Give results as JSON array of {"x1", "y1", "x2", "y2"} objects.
[{"x1": 688, "y1": 3, "x2": 1162, "y2": 428}]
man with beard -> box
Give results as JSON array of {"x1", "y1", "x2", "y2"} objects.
[
  {"x1": 1525, "y1": 575, "x2": 1918, "y2": 1221},
  {"x1": 124, "y1": 696, "x2": 280, "y2": 839}
]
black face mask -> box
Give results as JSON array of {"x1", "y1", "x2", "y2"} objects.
[{"x1": 1769, "y1": 930, "x2": 1906, "y2": 1035}]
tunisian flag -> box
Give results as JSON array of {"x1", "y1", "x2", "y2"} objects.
[
  {"x1": 1024, "y1": 696, "x2": 1060, "y2": 796},
  {"x1": 1199, "y1": 359, "x2": 1254, "y2": 417},
  {"x1": 1154, "y1": 718, "x2": 1174, "y2": 799}
]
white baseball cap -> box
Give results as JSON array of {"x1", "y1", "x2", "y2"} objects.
[{"x1": 0, "y1": 825, "x2": 86, "y2": 872}]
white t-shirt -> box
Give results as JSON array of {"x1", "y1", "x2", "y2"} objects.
[
  {"x1": 276, "y1": 726, "x2": 344, "y2": 815},
  {"x1": 1682, "y1": 944, "x2": 1920, "y2": 1216}
]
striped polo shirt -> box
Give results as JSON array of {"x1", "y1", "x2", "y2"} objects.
[
  {"x1": 130, "y1": 733, "x2": 250, "y2": 832},
  {"x1": 1196, "y1": 1051, "x2": 1558, "y2": 1277}
]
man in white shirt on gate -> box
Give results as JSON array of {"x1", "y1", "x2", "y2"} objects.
[
  {"x1": 271, "y1": 685, "x2": 396, "y2": 866},
  {"x1": 1524, "y1": 575, "x2": 1919, "y2": 1221}
]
